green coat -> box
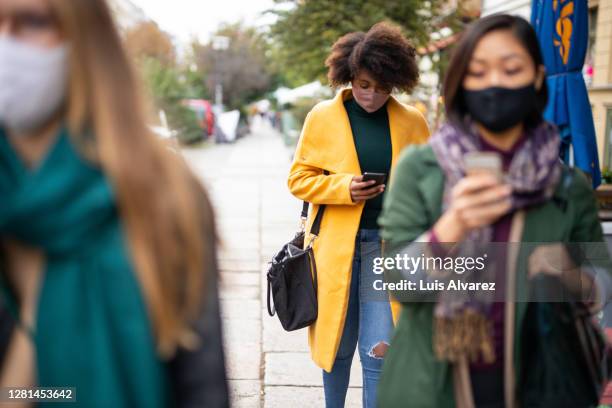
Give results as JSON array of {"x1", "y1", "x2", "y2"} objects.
[{"x1": 377, "y1": 144, "x2": 610, "y2": 408}]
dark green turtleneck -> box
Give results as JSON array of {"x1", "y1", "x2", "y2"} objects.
[{"x1": 344, "y1": 97, "x2": 392, "y2": 230}]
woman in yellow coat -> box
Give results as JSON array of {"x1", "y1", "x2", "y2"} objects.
[{"x1": 287, "y1": 22, "x2": 430, "y2": 408}]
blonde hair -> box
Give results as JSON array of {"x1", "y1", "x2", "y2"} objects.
[{"x1": 50, "y1": 0, "x2": 213, "y2": 357}]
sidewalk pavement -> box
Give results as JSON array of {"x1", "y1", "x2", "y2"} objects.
[{"x1": 181, "y1": 122, "x2": 363, "y2": 407}]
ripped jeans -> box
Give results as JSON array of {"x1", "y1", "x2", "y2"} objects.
[{"x1": 323, "y1": 229, "x2": 394, "y2": 408}]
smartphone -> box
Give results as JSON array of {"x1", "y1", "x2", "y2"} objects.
[
  {"x1": 464, "y1": 152, "x2": 503, "y2": 180},
  {"x1": 362, "y1": 172, "x2": 387, "y2": 186}
]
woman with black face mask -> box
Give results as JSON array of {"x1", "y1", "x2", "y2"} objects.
[{"x1": 376, "y1": 14, "x2": 612, "y2": 408}]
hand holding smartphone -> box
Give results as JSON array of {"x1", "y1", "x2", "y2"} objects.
[
  {"x1": 432, "y1": 151, "x2": 512, "y2": 242},
  {"x1": 362, "y1": 172, "x2": 387, "y2": 186},
  {"x1": 350, "y1": 172, "x2": 387, "y2": 202}
]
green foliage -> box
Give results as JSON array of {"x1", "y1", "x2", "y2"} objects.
[
  {"x1": 165, "y1": 103, "x2": 203, "y2": 145},
  {"x1": 181, "y1": 68, "x2": 210, "y2": 100},
  {"x1": 125, "y1": 20, "x2": 211, "y2": 145},
  {"x1": 141, "y1": 58, "x2": 205, "y2": 145},
  {"x1": 269, "y1": 0, "x2": 443, "y2": 85},
  {"x1": 288, "y1": 98, "x2": 317, "y2": 130},
  {"x1": 602, "y1": 168, "x2": 612, "y2": 184}
]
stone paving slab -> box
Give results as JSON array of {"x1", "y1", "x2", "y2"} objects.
[
  {"x1": 261, "y1": 201, "x2": 301, "y2": 215},
  {"x1": 223, "y1": 318, "x2": 261, "y2": 345},
  {"x1": 262, "y1": 314, "x2": 309, "y2": 353},
  {"x1": 213, "y1": 209, "x2": 259, "y2": 222},
  {"x1": 224, "y1": 342, "x2": 261, "y2": 380},
  {"x1": 221, "y1": 272, "x2": 260, "y2": 287},
  {"x1": 218, "y1": 249, "x2": 260, "y2": 263},
  {"x1": 218, "y1": 238, "x2": 261, "y2": 252},
  {"x1": 219, "y1": 284, "x2": 259, "y2": 300},
  {"x1": 229, "y1": 380, "x2": 262, "y2": 408},
  {"x1": 209, "y1": 178, "x2": 260, "y2": 192},
  {"x1": 261, "y1": 228, "x2": 299, "y2": 249},
  {"x1": 216, "y1": 221, "x2": 260, "y2": 234},
  {"x1": 219, "y1": 230, "x2": 259, "y2": 245},
  {"x1": 264, "y1": 386, "x2": 361, "y2": 408},
  {"x1": 264, "y1": 352, "x2": 362, "y2": 387},
  {"x1": 218, "y1": 260, "x2": 261, "y2": 274},
  {"x1": 221, "y1": 299, "x2": 260, "y2": 320},
  {"x1": 260, "y1": 214, "x2": 300, "y2": 226}
]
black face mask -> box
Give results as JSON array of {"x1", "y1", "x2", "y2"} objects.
[{"x1": 463, "y1": 84, "x2": 537, "y2": 132}]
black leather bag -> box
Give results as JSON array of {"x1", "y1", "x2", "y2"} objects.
[
  {"x1": 519, "y1": 274, "x2": 612, "y2": 407},
  {"x1": 266, "y1": 202, "x2": 324, "y2": 331}
]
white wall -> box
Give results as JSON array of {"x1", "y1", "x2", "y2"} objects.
[{"x1": 481, "y1": 0, "x2": 532, "y2": 20}]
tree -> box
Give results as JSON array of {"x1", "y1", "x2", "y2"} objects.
[
  {"x1": 121, "y1": 22, "x2": 207, "y2": 144},
  {"x1": 124, "y1": 21, "x2": 176, "y2": 66},
  {"x1": 268, "y1": 0, "x2": 444, "y2": 85},
  {"x1": 193, "y1": 23, "x2": 272, "y2": 110},
  {"x1": 141, "y1": 58, "x2": 204, "y2": 144}
]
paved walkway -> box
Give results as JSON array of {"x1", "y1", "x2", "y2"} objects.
[{"x1": 181, "y1": 122, "x2": 362, "y2": 407}]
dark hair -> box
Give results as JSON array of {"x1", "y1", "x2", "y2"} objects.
[
  {"x1": 325, "y1": 21, "x2": 419, "y2": 93},
  {"x1": 443, "y1": 14, "x2": 548, "y2": 128}
]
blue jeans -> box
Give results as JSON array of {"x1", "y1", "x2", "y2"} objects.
[{"x1": 322, "y1": 229, "x2": 394, "y2": 408}]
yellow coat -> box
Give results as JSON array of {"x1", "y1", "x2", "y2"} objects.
[{"x1": 287, "y1": 89, "x2": 430, "y2": 371}]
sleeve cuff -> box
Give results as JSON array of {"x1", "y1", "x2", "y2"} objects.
[
  {"x1": 428, "y1": 230, "x2": 452, "y2": 258},
  {"x1": 341, "y1": 173, "x2": 357, "y2": 205}
]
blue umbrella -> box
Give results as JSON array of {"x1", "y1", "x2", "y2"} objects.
[{"x1": 531, "y1": 0, "x2": 601, "y2": 187}]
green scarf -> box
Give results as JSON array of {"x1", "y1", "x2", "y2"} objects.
[{"x1": 0, "y1": 127, "x2": 169, "y2": 407}]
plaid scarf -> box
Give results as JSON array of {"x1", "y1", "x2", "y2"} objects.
[{"x1": 429, "y1": 119, "x2": 562, "y2": 363}]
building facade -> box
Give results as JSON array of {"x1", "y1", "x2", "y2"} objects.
[
  {"x1": 481, "y1": 0, "x2": 532, "y2": 18},
  {"x1": 588, "y1": 0, "x2": 612, "y2": 170}
]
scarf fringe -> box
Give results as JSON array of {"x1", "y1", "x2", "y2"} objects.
[{"x1": 433, "y1": 309, "x2": 495, "y2": 364}]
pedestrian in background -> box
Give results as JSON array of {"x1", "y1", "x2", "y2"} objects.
[
  {"x1": 378, "y1": 14, "x2": 612, "y2": 408},
  {"x1": 0, "y1": 0, "x2": 228, "y2": 406},
  {"x1": 287, "y1": 21, "x2": 429, "y2": 408}
]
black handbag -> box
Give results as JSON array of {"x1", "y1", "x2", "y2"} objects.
[
  {"x1": 519, "y1": 274, "x2": 612, "y2": 407},
  {"x1": 266, "y1": 201, "x2": 324, "y2": 331}
]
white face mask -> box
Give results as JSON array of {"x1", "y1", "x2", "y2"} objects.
[{"x1": 0, "y1": 37, "x2": 68, "y2": 134}]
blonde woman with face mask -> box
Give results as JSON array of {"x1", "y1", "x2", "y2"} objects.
[
  {"x1": 287, "y1": 21, "x2": 429, "y2": 408},
  {"x1": 0, "y1": 0, "x2": 228, "y2": 406}
]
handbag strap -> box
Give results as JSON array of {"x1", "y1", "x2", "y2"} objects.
[
  {"x1": 309, "y1": 248, "x2": 318, "y2": 295},
  {"x1": 304, "y1": 202, "x2": 325, "y2": 237},
  {"x1": 301, "y1": 169, "x2": 329, "y2": 237},
  {"x1": 301, "y1": 201, "x2": 309, "y2": 218},
  {"x1": 267, "y1": 276, "x2": 275, "y2": 316}
]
